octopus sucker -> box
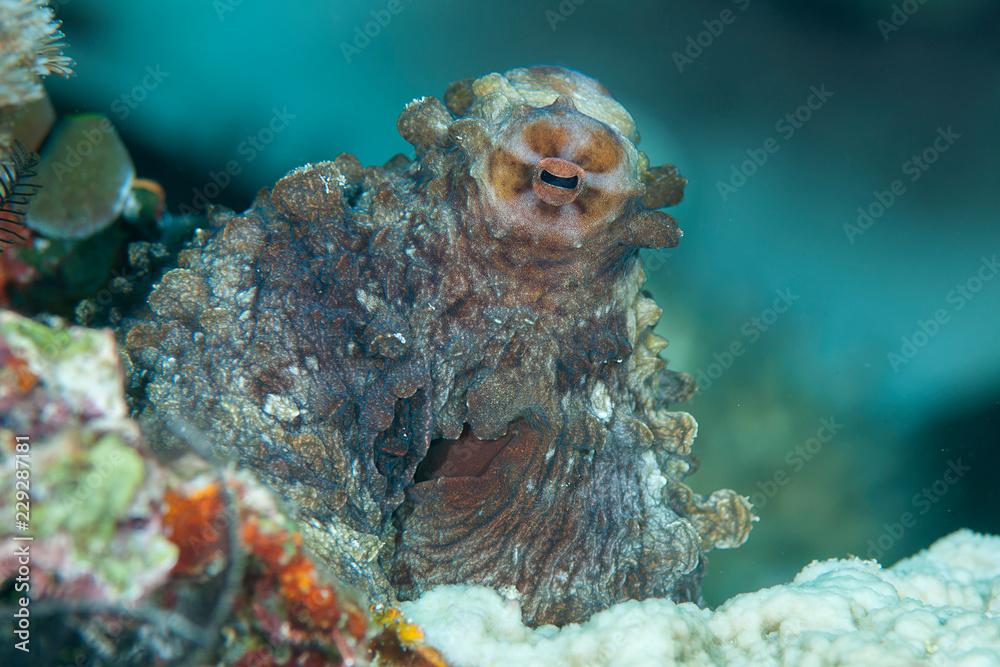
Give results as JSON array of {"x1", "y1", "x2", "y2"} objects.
[{"x1": 125, "y1": 66, "x2": 753, "y2": 626}]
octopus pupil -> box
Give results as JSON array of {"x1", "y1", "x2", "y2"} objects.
[{"x1": 539, "y1": 170, "x2": 579, "y2": 190}]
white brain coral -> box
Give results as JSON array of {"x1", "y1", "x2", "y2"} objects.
[{"x1": 402, "y1": 530, "x2": 1000, "y2": 667}]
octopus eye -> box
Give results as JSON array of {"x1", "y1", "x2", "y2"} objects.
[
  {"x1": 481, "y1": 110, "x2": 640, "y2": 250},
  {"x1": 534, "y1": 157, "x2": 584, "y2": 206},
  {"x1": 539, "y1": 169, "x2": 577, "y2": 190}
]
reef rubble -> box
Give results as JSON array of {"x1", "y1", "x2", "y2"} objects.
[{"x1": 0, "y1": 309, "x2": 445, "y2": 666}]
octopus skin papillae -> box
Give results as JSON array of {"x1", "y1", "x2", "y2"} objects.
[{"x1": 125, "y1": 66, "x2": 754, "y2": 627}]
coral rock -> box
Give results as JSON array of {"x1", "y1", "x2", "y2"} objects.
[
  {"x1": 0, "y1": 310, "x2": 386, "y2": 665},
  {"x1": 401, "y1": 530, "x2": 1000, "y2": 667}
]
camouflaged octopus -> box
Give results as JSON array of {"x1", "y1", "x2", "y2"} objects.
[{"x1": 125, "y1": 67, "x2": 753, "y2": 626}]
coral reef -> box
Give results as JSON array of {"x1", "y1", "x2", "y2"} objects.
[
  {"x1": 125, "y1": 66, "x2": 753, "y2": 626},
  {"x1": 0, "y1": 141, "x2": 39, "y2": 256},
  {"x1": 403, "y1": 530, "x2": 1000, "y2": 666},
  {"x1": 0, "y1": 0, "x2": 67, "y2": 293},
  {"x1": 0, "y1": 310, "x2": 444, "y2": 665},
  {"x1": 0, "y1": 110, "x2": 196, "y2": 320},
  {"x1": 0, "y1": 2, "x2": 183, "y2": 320},
  {"x1": 0, "y1": 0, "x2": 72, "y2": 150}
]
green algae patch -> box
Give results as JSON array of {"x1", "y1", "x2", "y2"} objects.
[
  {"x1": 0, "y1": 312, "x2": 94, "y2": 360},
  {"x1": 32, "y1": 432, "x2": 178, "y2": 596},
  {"x1": 34, "y1": 435, "x2": 143, "y2": 543}
]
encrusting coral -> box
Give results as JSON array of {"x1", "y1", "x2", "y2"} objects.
[
  {"x1": 0, "y1": 309, "x2": 445, "y2": 666},
  {"x1": 125, "y1": 66, "x2": 754, "y2": 626}
]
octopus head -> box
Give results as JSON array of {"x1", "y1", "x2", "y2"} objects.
[{"x1": 480, "y1": 101, "x2": 640, "y2": 254}]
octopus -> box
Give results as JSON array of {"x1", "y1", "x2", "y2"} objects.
[{"x1": 124, "y1": 66, "x2": 753, "y2": 627}]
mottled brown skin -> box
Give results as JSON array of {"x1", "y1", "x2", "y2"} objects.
[{"x1": 125, "y1": 67, "x2": 752, "y2": 626}]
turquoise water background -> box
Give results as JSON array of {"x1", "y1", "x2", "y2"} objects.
[{"x1": 45, "y1": 0, "x2": 1000, "y2": 604}]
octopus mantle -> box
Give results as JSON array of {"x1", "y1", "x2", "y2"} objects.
[{"x1": 125, "y1": 67, "x2": 753, "y2": 626}]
